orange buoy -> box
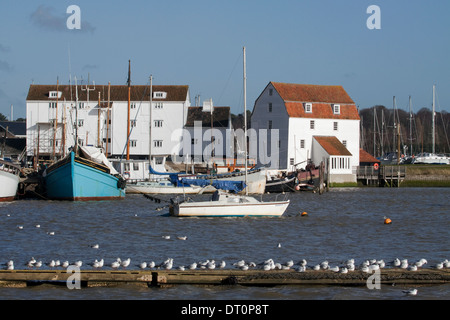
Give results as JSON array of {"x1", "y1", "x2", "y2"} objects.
[
  {"x1": 301, "y1": 211, "x2": 308, "y2": 217},
  {"x1": 384, "y1": 217, "x2": 392, "y2": 224}
]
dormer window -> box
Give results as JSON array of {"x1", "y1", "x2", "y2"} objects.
[
  {"x1": 304, "y1": 103, "x2": 312, "y2": 113},
  {"x1": 49, "y1": 91, "x2": 62, "y2": 99},
  {"x1": 333, "y1": 104, "x2": 340, "y2": 114},
  {"x1": 153, "y1": 91, "x2": 167, "y2": 99}
]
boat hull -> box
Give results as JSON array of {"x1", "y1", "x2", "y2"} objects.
[
  {"x1": 44, "y1": 152, "x2": 125, "y2": 201},
  {"x1": 126, "y1": 182, "x2": 209, "y2": 194},
  {"x1": 171, "y1": 200, "x2": 290, "y2": 217},
  {"x1": 0, "y1": 167, "x2": 20, "y2": 202}
]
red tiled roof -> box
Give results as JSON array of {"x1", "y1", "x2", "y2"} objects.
[
  {"x1": 359, "y1": 149, "x2": 380, "y2": 163},
  {"x1": 285, "y1": 102, "x2": 360, "y2": 120},
  {"x1": 272, "y1": 82, "x2": 355, "y2": 104},
  {"x1": 26, "y1": 84, "x2": 189, "y2": 102},
  {"x1": 314, "y1": 136, "x2": 352, "y2": 156},
  {"x1": 271, "y1": 82, "x2": 360, "y2": 120}
]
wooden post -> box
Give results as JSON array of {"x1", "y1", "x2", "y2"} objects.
[{"x1": 126, "y1": 60, "x2": 131, "y2": 160}]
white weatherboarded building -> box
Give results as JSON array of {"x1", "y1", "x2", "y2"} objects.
[
  {"x1": 26, "y1": 83, "x2": 190, "y2": 167},
  {"x1": 251, "y1": 82, "x2": 360, "y2": 183}
]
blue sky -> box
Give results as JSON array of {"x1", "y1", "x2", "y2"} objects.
[{"x1": 0, "y1": 0, "x2": 449, "y2": 119}]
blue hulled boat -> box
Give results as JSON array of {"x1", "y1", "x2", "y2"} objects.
[{"x1": 43, "y1": 147, "x2": 126, "y2": 201}]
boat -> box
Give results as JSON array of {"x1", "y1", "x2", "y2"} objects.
[
  {"x1": 169, "y1": 190, "x2": 289, "y2": 217},
  {"x1": 413, "y1": 152, "x2": 449, "y2": 165},
  {"x1": 43, "y1": 146, "x2": 126, "y2": 200},
  {"x1": 413, "y1": 85, "x2": 450, "y2": 165},
  {"x1": 0, "y1": 159, "x2": 21, "y2": 201},
  {"x1": 126, "y1": 179, "x2": 212, "y2": 194},
  {"x1": 169, "y1": 47, "x2": 290, "y2": 217}
]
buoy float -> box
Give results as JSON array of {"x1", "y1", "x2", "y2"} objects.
[
  {"x1": 301, "y1": 211, "x2": 308, "y2": 217},
  {"x1": 384, "y1": 217, "x2": 392, "y2": 224},
  {"x1": 295, "y1": 185, "x2": 300, "y2": 191}
]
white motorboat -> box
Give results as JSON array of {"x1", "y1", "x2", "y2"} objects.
[
  {"x1": 413, "y1": 153, "x2": 449, "y2": 165},
  {"x1": 170, "y1": 190, "x2": 289, "y2": 217},
  {"x1": 126, "y1": 179, "x2": 214, "y2": 194},
  {"x1": 0, "y1": 159, "x2": 21, "y2": 202}
]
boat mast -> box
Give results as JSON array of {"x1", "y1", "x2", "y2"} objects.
[
  {"x1": 409, "y1": 96, "x2": 413, "y2": 156},
  {"x1": 52, "y1": 78, "x2": 59, "y2": 161},
  {"x1": 126, "y1": 60, "x2": 131, "y2": 160},
  {"x1": 149, "y1": 75, "x2": 153, "y2": 169},
  {"x1": 432, "y1": 84, "x2": 436, "y2": 154},
  {"x1": 74, "y1": 77, "x2": 79, "y2": 155},
  {"x1": 243, "y1": 46, "x2": 248, "y2": 195}
]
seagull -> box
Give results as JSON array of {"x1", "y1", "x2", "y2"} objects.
[
  {"x1": 188, "y1": 262, "x2": 197, "y2": 270},
  {"x1": 408, "y1": 265, "x2": 418, "y2": 271},
  {"x1": 403, "y1": 288, "x2": 418, "y2": 296},
  {"x1": 61, "y1": 261, "x2": 70, "y2": 268},
  {"x1": 329, "y1": 266, "x2": 339, "y2": 272},
  {"x1": 35, "y1": 224, "x2": 40, "y2": 228},
  {"x1": 162, "y1": 235, "x2": 170, "y2": 240},
  {"x1": 17, "y1": 225, "x2": 24, "y2": 230},
  {"x1": 47, "y1": 260, "x2": 56, "y2": 268},
  {"x1": 277, "y1": 243, "x2": 281, "y2": 248},
  {"x1": 139, "y1": 262, "x2": 147, "y2": 269},
  {"x1": 90, "y1": 244, "x2": 99, "y2": 249},
  {"x1": 240, "y1": 264, "x2": 249, "y2": 271},
  {"x1": 218, "y1": 261, "x2": 226, "y2": 269},
  {"x1": 361, "y1": 266, "x2": 370, "y2": 273},
  {"x1": 400, "y1": 259, "x2": 408, "y2": 269},
  {"x1": 148, "y1": 261, "x2": 156, "y2": 268},
  {"x1": 285, "y1": 260, "x2": 294, "y2": 268},
  {"x1": 121, "y1": 258, "x2": 131, "y2": 269},
  {"x1": 177, "y1": 236, "x2": 187, "y2": 240},
  {"x1": 55, "y1": 260, "x2": 61, "y2": 267},
  {"x1": 47, "y1": 231, "x2": 55, "y2": 236},
  {"x1": 297, "y1": 266, "x2": 306, "y2": 272},
  {"x1": 320, "y1": 261, "x2": 329, "y2": 270},
  {"x1": 35, "y1": 261, "x2": 42, "y2": 268},
  {"x1": 298, "y1": 259, "x2": 307, "y2": 267},
  {"x1": 207, "y1": 260, "x2": 216, "y2": 269},
  {"x1": 233, "y1": 260, "x2": 246, "y2": 268},
  {"x1": 392, "y1": 258, "x2": 401, "y2": 267},
  {"x1": 91, "y1": 260, "x2": 102, "y2": 269},
  {"x1": 178, "y1": 266, "x2": 185, "y2": 271},
  {"x1": 313, "y1": 264, "x2": 321, "y2": 271},
  {"x1": 340, "y1": 267, "x2": 348, "y2": 274},
  {"x1": 111, "y1": 260, "x2": 121, "y2": 269},
  {"x1": 73, "y1": 260, "x2": 82, "y2": 268}
]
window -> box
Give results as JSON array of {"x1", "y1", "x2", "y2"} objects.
[
  {"x1": 155, "y1": 102, "x2": 163, "y2": 109},
  {"x1": 268, "y1": 120, "x2": 272, "y2": 129},
  {"x1": 130, "y1": 120, "x2": 137, "y2": 128},
  {"x1": 49, "y1": 102, "x2": 57, "y2": 109},
  {"x1": 333, "y1": 104, "x2": 340, "y2": 114},
  {"x1": 268, "y1": 103, "x2": 272, "y2": 112},
  {"x1": 290, "y1": 158, "x2": 294, "y2": 165},
  {"x1": 49, "y1": 91, "x2": 61, "y2": 98},
  {"x1": 154, "y1": 140, "x2": 163, "y2": 148},
  {"x1": 269, "y1": 88, "x2": 273, "y2": 96},
  {"x1": 133, "y1": 163, "x2": 139, "y2": 171},
  {"x1": 305, "y1": 103, "x2": 312, "y2": 113},
  {"x1": 333, "y1": 122, "x2": 338, "y2": 131},
  {"x1": 310, "y1": 120, "x2": 315, "y2": 130},
  {"x1": 130, "y1": 140, "x2": 137, "y2": 147},
  {"x1": 78, "y1": 102, "x2": 85, "y2": 109},
  {"x1": 131, "y1": 103, "x2": 137, "y2": 109},
  {"x1": 300, "y1": 140, "x2": 305, "y2": 149},
  {"x1": 342, "y1": 140, "x2": 347, "y2": 148},
  {"x1": 75, "y1": 119, "x2": 84, "y2": 127},
  {"x1": 153, "y1": 92, "x2": 167, "y2": 99},
  {"x1": 154, "y1": 120, "x2": 163, "y2": 127},
  {"x1": 191, "y1": 138, "x2": 198, "y2": 145}
]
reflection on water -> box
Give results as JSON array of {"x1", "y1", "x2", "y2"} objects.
[{"x1": 0, "y1": 187, "x2": 449, "y2": 299}]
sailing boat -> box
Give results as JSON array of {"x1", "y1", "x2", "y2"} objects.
[
  {"x1": 0, "y1": 159, "x2": 20, "y2": 201},
  {"x1": 43, "y1": 78, "x2": 126, "y2": 200},
  {"x1": 169, "y1": 47, "x2": 290, "y2": 217},
  {"x1": 414, "y1": 85, "x2": 450, "y2": 165}
]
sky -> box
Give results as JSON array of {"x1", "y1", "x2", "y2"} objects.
[{"x1": 0, "y1": 0, "x2": 449, "y2": 120}]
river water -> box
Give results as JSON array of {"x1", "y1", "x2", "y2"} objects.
[{"x1": 0, "y1": 187, "x2": 448, "y2": 301}]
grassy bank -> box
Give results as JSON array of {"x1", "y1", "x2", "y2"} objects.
[{"x1": 402, "y1": 164, "x2": 450, "y2": 187}]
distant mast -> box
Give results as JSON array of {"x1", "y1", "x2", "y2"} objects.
[
  {"x1": 126, "y1": 60, "x2": 131, "y2": 160},
  {"x1": 243, "y1": 46, "x2": 248, "y2": 196},
  {"x1": 432, "y1": 84, "x2": 436, "y2": 154}
]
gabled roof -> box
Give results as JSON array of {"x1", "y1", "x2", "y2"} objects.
[
  {"x1": 314, "y1": 136, "x2": 352, "y2": 156},
  {"x1": 185, "y1": 106, "x2": 230, "y2": 128},
  {"x1": 270, "y1": 82, "x2": 360, "y2": 120},
  {"x1": 359, "y1": 149, "x2": 380, "y2": 163},
  {"x1": 26, "y1": 84, "x2": 189, "y2": 103},
  {"x1": 271, "y1": 82, "x2": 355, "y2": 104},
  {"x1": 0, "y1": 121, "x2": 26, "y2": 137}
]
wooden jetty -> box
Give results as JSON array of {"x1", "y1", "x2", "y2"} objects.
[
  {"x1": 0, "y1": 268, "x2": 448, "y2": 288},
  {"x1": 357, "y1": 165, "x2": 406, "y2": 187}
]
